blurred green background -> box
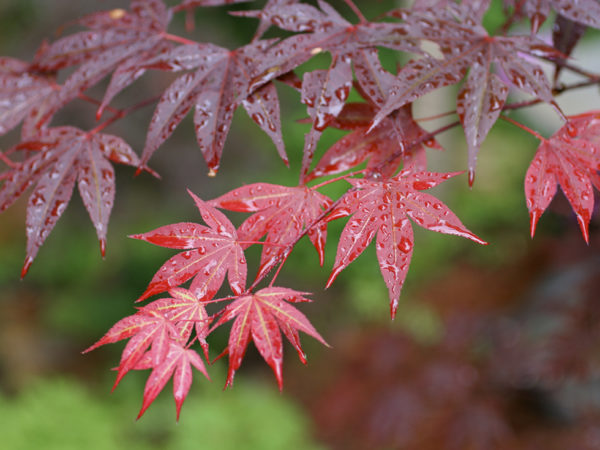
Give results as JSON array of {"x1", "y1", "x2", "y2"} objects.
[{"x1": 1, "y1": 1, "x2": 599, "y2": 449}]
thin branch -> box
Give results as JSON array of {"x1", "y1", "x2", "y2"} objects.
[
  {"x1": 415, "y1": 110, "x2": 457, "y2": 122},
  {"x1": 0, "y1": 150, "x2": 17, "y2": 168},
  {"x1": 87, "y1": 95, "x2": 161, "y2": 136},
  {"x1": 547, "y1": 59, "x2": 600, "y2": 81},
  {"x1": 500, "y1": 115, "x2": 545, "y2": 141},
  {"x1": 309, "y1": 168, "x2": 369, "y2": 190},
  {"x1": 343, "y1": 0, "x2": 367, "y2": 24},
  {"x1": 160, "y1": 31, "x2": 198, "y2": 46}
]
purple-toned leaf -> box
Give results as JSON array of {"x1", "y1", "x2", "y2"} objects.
[
  {"x1": 77, "y1": 143, "x2": 115, "y2": 247},
  {"x1": 98, "y1": 41, "x2": 173, "y2": 118},
  {"x1": 141, "y1": 40, "x2": 279, "y2": 172},
  {"x1": 552, "y1": 14, "x2": 587, "y2": 83},
  {"x1": 0, "y1": 127, "x2": 138, "y2": 276},
  {"x1": 300, "y1": 55, "x2": 352, "y2": 181},
  {"x1": 457, "y1": 56, "x2": 508, "y2": 185},
  {"x1": 242, "y1": 82, "x2": 287, "y2": 165},
  {"x1": 351, "y1": 48, "x2": 396, "y2": 108},
  {"x1": 371, "y1": 55, "x2": 470, "y2": 130},
  {"x1": 553, "y1": 0, "x2": 600, "y2": 29},
  {"x1": 0, "y1": 58, "x2": 55, "y2": 136}
]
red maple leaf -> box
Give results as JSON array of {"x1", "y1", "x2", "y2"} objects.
[
  {"x1": 0, "y1": 127, "x2": 139, "y2": 276},
  {"x1": 131, "y1": 189, "x2": 247, "y2": 302},
  {"x1": 209, "y1": 183, "x2": 332, "y2": 280},
  {"x1": 84, "y1": 309, "x2": 181, "y2": 389},
  {"x1": 137, "y1": 342, "x2": 209, "y2": 420},
  {"x1": 211, "y1": 287, "x2": 328, "y2": 389},
  {"x1": 325, "y1": 171, "x2": 487, "y2": 318},
  {"x1": 141, "y1": 287, "x2": 211, "y2": 360},
  {"x1": 84, "y1": 293, "x2": 210, "y2": 420},
  {"x1": 525, "y1": 112, "x2": 600, "y2": 242}
]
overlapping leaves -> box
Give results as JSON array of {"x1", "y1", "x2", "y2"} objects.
[
  {"x1": 0, "y1": 0, "x2": 598, "y2": 422},
  {"x1": 373, "y1": 4, "x2": 561, "y2": 182},
  {"x1": 84, "y1": 287, "x2": 210, "y2": 420},
  {"x1": 210, "y1": 183, "x2": 332, "y2": 280}
]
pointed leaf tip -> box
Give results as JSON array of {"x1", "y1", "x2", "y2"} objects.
[
  {"x1": 390, "y1": 300, "x2": 398, "y2": 320},
  {"x1": 100, "y1": 238, "x2": 106, "y2": 258},
  {"x1": 529, "y1": 210, "x2": 541, "y2": 239},
  {"x1": 21, "y1": 256, "x2": 33, "y2": 279},
  {"x1": 325, "y1": 265, "x2": 343, "y2": 289},
  {"x1": 468, "y1": 168, "x2": 475, "y2": 188},
  {"x1": 530, "y1": 12, "x2": 546, "y2": 34},
  {"x1": 576, "y1": 213, "x2": 590, "y2": 244}
]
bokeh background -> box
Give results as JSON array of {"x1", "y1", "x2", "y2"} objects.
[{"x1": 1, "y1": 1, "x2": 600, "y2": 449}]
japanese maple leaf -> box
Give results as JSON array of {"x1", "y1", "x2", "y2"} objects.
[
  {"x1": 525, "y1": 112, "x2": 600, "y2": 243},
  {"x1": 0, "y1": 58, "x2": 56, "y2": 136},
  {"x1": 130, "y1": 189, "x2": 246, "y2": 302},
  {"x1": 29, "y1": 0, "x2": 173, "y2": 126},
  {"x1": 306, "y1": 49, "x2": 442, "y2": 179},
  {"x1": 140, "y1": 39, "x2": 287, "y2": 173},
  {"x1": 137, "y1": 342, "x2": 209, "y2": 420},
  {"x1": 211, "y1": 287, "x2": 328, "y2": 389},
  {"x1": 84, "y1": 302, "x2": 209, "y2": 420},
  {"x1": 373, "y1": 4, "x2": 561, "y2": 183},
  {"x1": 240, "y1": 1, "x2": 420, "y2": 181},
  {"x1": 84, "y1": 309, "x2": 181, "y2": 389},
  {"x1": 33, "y1": 0, "x2": 171, "y2": 72},
  {"x1": 209, "y1": 183, "x2": 332, "y2": 280},
  {"x1": 521, "y1": 0, "x2": 600, "y2": 32},
  {"x1": 141, "y1": 287, "x2": 211, "y2": 360},
  {"x1": 325, "y1": 171, "x2": 487, "y2": 318},
  {"x1": 0, "y1": 126, "x2": 139, "y2": 277},
  {"x1": 307, "y1": 102, "x2": 441, "y2": 181}
]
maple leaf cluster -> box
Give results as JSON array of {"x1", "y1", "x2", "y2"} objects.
[{"x1": 1, "y1": 0, "x2": 599, "y2": 419}]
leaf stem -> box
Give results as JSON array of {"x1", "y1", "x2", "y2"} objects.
[
  {"x1": 78, "y1": 94, "x2": 119, "y2": 115},
  {"x1": 238, "y1": 240, "x2": 288, "y2": 248},
  {"x1": 547, "y1": 59, "x2": 600, "y2": 81},
  {"x1": 343, "y1": 0, "x2": 367, "y2": 24},
  {"x1": 309, "y1": 168, "x2": 368, "y2": 190},
  {"x1": 0, "y1": 150, "x2": 17, "y2": 168},
  {"x1": 414, "y1": 110, "x2": 457, "y2": 122},
  {"x1": 160, "y1": 31, "x2": 198, "y2": 46},
  {"x1": 500, "y1": 115, "x2": 545, "y2": 141},
  {"x1": 87, "y1": 95, "x2": 160, "y2": 136}
]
